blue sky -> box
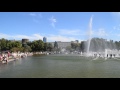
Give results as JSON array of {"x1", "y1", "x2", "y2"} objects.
[{"x1": 0, "y1": 12, "x2": 120, "y2": 42}]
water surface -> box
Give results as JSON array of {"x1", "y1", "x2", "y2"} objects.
[{"x1": 0, "y1": 54, "x2": 120, "y2": 78}]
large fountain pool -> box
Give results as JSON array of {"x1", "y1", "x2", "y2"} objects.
[{"x1": 0, "y1": 55, "x2": 120, "y2": 78}]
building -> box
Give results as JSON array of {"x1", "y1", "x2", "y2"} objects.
[
  {"x1": 71, "y1": 40, "x2": 79, "y2": 43},
  {"x1": 43, "y1": 37, "x2": 47, "y2": 43},
  {"x1": 22, "y1": 39, "x2": 29, "y2": 44},
  {"x1": 48, "y1": 41, "x2": 71, "y2": 49}
]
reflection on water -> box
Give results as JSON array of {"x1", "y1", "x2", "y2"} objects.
[{"x1": 0, "y1": 55, "x2": 120, "y2": 78}]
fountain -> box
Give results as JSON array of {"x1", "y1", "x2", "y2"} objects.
[
  {"x1": 83, "y1": 16, "x2": 120, "y2": 60},
  {"x1": 86, "y1": 16, "x2": 93, "y2": 57},
  {"x1": 55, "y1": 15, "x2": 120, "y2": 60}
]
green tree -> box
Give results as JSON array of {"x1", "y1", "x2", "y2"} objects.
[
  {"x1": 66, "y1": 46, "x2": 72, "y2": 52},
  {"x1": 71, "y1": 42, "x2": 80, "y2": 51},
  {"x1": 0, "y1": 38, "x2": 7, "y2": 51},
  {"x1": 23, "y1": 45, "x2": 32, "y2": 52},
  {"x1": 38, "y1": 40, "x2": 44, "y2": 51},
  {"x1": 30, "y1": 40, "x2": 44, "y2": 52},
  {"x1": 54, "y1": 41, "x2": 58, "y2": 49},
  {"x1": 43, "y1": 43, "x2": 47, "y2": 51},
  {"x1": 47, "y1": 43, "x2": 53, "y2": 51},
  {"x1": 80, "y1": 41, "x2": 86, "y2": 52}
]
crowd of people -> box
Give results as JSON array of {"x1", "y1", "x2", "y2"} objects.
[
  {"x1": 0, "y1": 52, "x2": 10, "y2": 63},
  {"x1": 0, "y1": 51, "x2": 33, "y2": 63}
]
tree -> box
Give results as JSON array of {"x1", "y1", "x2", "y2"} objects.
[
  {"x1": 54, "y1": 41, "x2": 58, "y2": 48},
  {"x1": 43, "y1": 43, "x2": 47, "y2": 51},
  {"x1": 0, "y1": 38, "x2": 7, "y2": 51},
  {"x1": 10, "y1": 47, "x2": 18, "y2": 52},
  {"x1": 30, "y1": 40, "x2": 44, "y2": 52},
  {"x1": 47, "y1": 43, "x2": 53, "y2": 51},
  {"x1": 23, "y1": 45, "x2": 32, "y2": 52},
  {"x1": 38, "y1": 40, "x2": 44, "y2": 51},
  {"x1": 66, "y1": 46, "x2": 72, "y2": 52},
  {"x1": 80, "y1": 41, "x2": 86, "y2": 52},
  {"x1": 71, "y1": 42, "x2": 80, "y2": 51}
]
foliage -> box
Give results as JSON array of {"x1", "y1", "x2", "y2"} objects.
[
  {"x1": 47, "y1": 43, "x2": 53, "y2": 51},
  {"x1": 71, "y1": 42, "x2": 80, "y2": 51},
  {"x1": 54, "y1": 41, "x2": 58, "y2": 49},
  {"x1": 1, "y1": 37, "x2": 120, "y2": 52}
]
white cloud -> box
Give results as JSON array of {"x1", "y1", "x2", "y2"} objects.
[
  {"x1": 29, "y1": 13, "x2": 36, "y2": 16},
  {"x1": 98, "y1": 29, "x2": 105, "y2": 36},
  {"x1": 29, "y1": 13, "x2": 42, "y2": 18},
  {"x1": 15, "y1": 35, "x2": 29, "y2": 38},
  {"x1": 113, "y1": 25, "x2": 120, "y2": 30},
  {"x1": 48, "y1": 35, "x2": 78, "y2": 42},
  {"x1": 0, "y1": 33, "x2": 12, "y2": 39},
  {"x1": 112, "y1": 12, "x2": 120, "y2": 15},
  {"x1": 33, "y1": 34, "x2": 43, "y2": 39},
  {"x1": 97, "y1": 28, "x2": 108, "y2": 37},
  {"x1": 0, "y1": 33, "x2": 43, "y2": 41},
  {"x1": 0, "y1": 33, "x2": 82, "y2": 42},
  {"x1": 87, "y1": 28, "x2": 108, "y2": 38},
  {"x1": 29, "y1": 13, "x2": 42, "y2": 24},
  {"x1": 49, "y1": 16, "x2": 57, "y2": 28},
  {"x1": 13, "y1": 34, "x2": 43, "y2": 40}
]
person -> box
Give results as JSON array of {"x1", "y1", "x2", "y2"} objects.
[
  {"x1": 110, "y1": 54, "x2": 112, "y2": 59},
  {"x1": 2, "y1": 54, "x2": 8, "y2": 63},
  {"x1": 0, "y1": 54, "x2": 2, "y2": 61},
  {"x1": 99, "y1": 54, "x2": 101, "y2": 57},
  {"x1": 8, "y1": 52, "x2": 10, "y2": 58},
  {"x1": 107, "y1": 54, "x2": 108, "y2": 58}
]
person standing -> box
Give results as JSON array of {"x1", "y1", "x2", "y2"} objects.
[
  {"x1": 0, "y1": 54, "x2": 2, "y2": 61},
  {"x1": 7, "y1": 51, "x2": 10, "y2": 60}
]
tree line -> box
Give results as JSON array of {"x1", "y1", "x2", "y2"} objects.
[
  {"x1": 0, "y1": 38, "x2": 54, "y2": 52},
  {"x1": 0, "y1": 37, "x2": 120, "y2": 53}
]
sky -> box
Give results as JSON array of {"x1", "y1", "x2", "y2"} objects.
[{"x1": 0, "y1": 12, "x2": 120, "y2": 42}]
